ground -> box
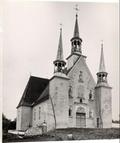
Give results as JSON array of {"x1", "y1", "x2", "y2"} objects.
[{"x1": 3, "y1": 128, "x2": 120, "y2": 142}]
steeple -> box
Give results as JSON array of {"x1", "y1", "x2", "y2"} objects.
[
  {"x1": 73, "y1": 14, "x2": 79, "y2": 38},
  {"x1": 56, "y1": 27, "x2": 64, "y2": 61},
  {"x1": 97, "y1": 42, "x2": 108, "y2": 84},
  {"x1": 53, "y1": 27, "x2": 66, "y2": 73},
  {"x1": 71, "y1": 13, "x2": 82, "y2": 55},
  {"x1": 99, "y1": 43, "x2": 106, "y2": 72}
]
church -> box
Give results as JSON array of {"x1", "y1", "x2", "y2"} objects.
[{"x1": 16, "y1": 12, "x2": 112, "y2": 132}]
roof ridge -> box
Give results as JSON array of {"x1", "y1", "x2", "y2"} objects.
[{"x1": 30, "y1": 76, "x2": 49, "y2": 80}]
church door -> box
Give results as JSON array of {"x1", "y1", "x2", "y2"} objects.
[{"x1": 76, "y1": 113, "x2": 86, "y2": 128}]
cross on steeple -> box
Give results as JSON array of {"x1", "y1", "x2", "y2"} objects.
[
  {"x1": 74, "y1": 4, "x2": 79, "y2": 15},
  {"x1": 70, "y1": 4, "x2": 82, "y2": 55}
]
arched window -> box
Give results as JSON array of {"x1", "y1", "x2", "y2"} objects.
[
  {"x1": 80, "y1": 98, "x2": 83, "y2": 103},
  {"x1": 34, "y1": 109, "x2": 36, "y2": 121},
  {"x1": 69, "y1": 107, "x2": 72, "y2": 117},
  {"x1": 69, "y1": 86, "x2": 72, "y2": 98},
  {"x1": 39, "y1": 107, "x2": 41, "y2": 120},
  {"x1": 89, "y1": 109, "x2": 93, "y2": 118},
  {"x1": 89, "y1": 90, "x2": 92, "y2": 100},
  {"x1": 79, "y1": 71, "x2": 83, "y2": 82},
  {"x1": 97, "y1": 118, "x2": 99, "y2": 128}
]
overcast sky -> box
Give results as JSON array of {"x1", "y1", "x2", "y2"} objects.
[{"x1": 2, "y1": 1, "x2": 119, "y2": 120}]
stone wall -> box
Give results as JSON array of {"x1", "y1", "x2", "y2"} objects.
[
  {"x1": 95, "y1": 86, "x2": 112, "y2": 128},
  {"x1": 16, "y1": 106, "x2": 32, "y2": 131},
  {"x1": 32, "y1": 101, "x2": 48, "y2": 128},
  {"x1": 67, "y1": 56, "x2": 96, "y2": 128},
  {"x1": 49, "y1": 74, "x2": 69, "y2": 130}
]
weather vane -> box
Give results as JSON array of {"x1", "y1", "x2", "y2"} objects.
[{"x1": 74, "y1": 4, "x2": 79, "y2": 15}]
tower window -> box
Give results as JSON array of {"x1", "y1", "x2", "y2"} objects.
[
  {"x1": 74, "y1": 41, "x2": 76, "y2": 45},
  {"x1": 97, "y1": 118, "x2": 99, "y2": 128}
]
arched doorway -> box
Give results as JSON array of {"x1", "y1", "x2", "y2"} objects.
[{"x1": 76, "y1": 107, "x2": 86, "y2": 128}]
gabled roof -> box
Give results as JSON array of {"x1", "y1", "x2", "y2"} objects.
[
  {"x1": 66, "y1": 55, "x2": 96, "y2": 85},
  {"x1": 17, "y1": 76, "x2": 49, "y2": 108}
]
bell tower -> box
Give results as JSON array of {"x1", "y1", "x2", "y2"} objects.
[
  {"x1": 96, "y1": 43, "x2": 108, "y2": 84},
  {"x1": 49, "y1": 27, "x2": 69, "y2": 130},
  {"x1": 67, "y1": 6, "x2": 86, "y2": 70},
  {"x1": 71, "y1": 13, "x2": 82, "y2": 55},
  {"x1": 95, "y1": 42, "x2": 112, "y2": 128}
]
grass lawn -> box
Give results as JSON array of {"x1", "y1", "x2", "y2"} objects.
[{"x1": 3, "y1": 128, "x2": 120, "y2": 142}]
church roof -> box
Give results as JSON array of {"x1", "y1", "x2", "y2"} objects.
[
  {"x1": 17, "y1": 76, "x2": 49, "y2": 108},
  {"x1": 33, "y1": 85, "x2": 49, "y2": 106}
]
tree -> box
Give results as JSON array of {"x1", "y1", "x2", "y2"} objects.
[
  {"x1": 2, "y1": 114, "x2": 16, "y2": 132},
  {"x1": 2, "y1": 114, "x2": 11, "y2": 133}
]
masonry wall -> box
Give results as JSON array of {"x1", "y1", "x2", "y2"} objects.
[
  {"x1": 95, "y1": 86, "x2": 112, "y2": 128},
  {"x1": 67, "y1": 56, "x2": 96, "y2": 128},
  {"x1": 16, "y1": 107, "x2": 22, "y2": 130},
  {"x1": 16, "y1": 106, "x2": 32, "y2": 131},
  {"x1": 49, "y1": 75, "x2": 69, "y2": 129},
  {"x1": 32, "y1": 101, "x2": 48, "y2": 128}
]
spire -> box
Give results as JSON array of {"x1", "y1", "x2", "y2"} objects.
[
  {"x1": 70, "y1": 5, "x2": 82, "y2": 55},
  {"x1": 96, "y1": 42, "x2": 108, "y2": 84},
  {"x1": 99, "y1": 42, "x2": 106, "y2": 72},
  {"x1": 70, "y1": 14, "x2": 82, "y2": 54},
  {"x1": 56, "y1": 27, "x2": 64, "y2": 61},
  {"x1": 53, "y1": 27, "x2": 66, "y2": 73},
  {"x1": 73, "y1": 14, "x2": 79, "y2": 38}
]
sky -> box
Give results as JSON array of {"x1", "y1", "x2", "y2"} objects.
[{"x1": 2, "y1": 1, "x2": 119, "y2": 120}]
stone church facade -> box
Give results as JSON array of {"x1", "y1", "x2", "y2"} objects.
[{"x1": 16, "y1": 13, "x2": 112, "y2": 131}]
